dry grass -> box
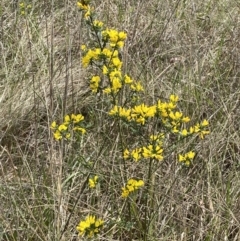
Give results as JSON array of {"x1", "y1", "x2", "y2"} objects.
[{"x1": 0, "y1": 0, "x2": 240, "y2": 240}]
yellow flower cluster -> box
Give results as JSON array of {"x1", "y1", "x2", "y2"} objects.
[
  {"x1": 102, "y1": 29, "x2": 127, "y2": 48},
  {"x1": 109, "y1": 95, "x2": 210, "y2": 139},
  {"x1": 142, "y1": 145, "x2": 164, "y2": 160},
  {"x1": 82, "y1": 45, "x2": 141, "y2": 94},
  {"x1": 82, "y1": 48, "x2": 119, "y2": 68},
  {"x1": 109, "y1": 103, "x2": 156, "y2": 125},
  {"x1": 103, "y1": 69, "x2": 123, "y2": 94},
  {"x1": 131, "y1": 104, "x2": 156, "y2": 125},
  {"x1": 189, "y1": 119, "x2": 210, "y2": 139},
  {"x1": 116, "y1": 95, "x2": 209, "y2": 165},
  {"x1": 89, "y1": 175, "x2": 98, "y2": 188},
  {"x1": 76, "y1": 215, "x2": 104, "y2": 238},
  {"x1": 78, "y1": 0, "x2": 144, "y2": 96},
  {"x1": 178, "y1": 151, "x2": 195, "y2": 166},
  {"x1": 123, "y1": 134, "x2": 164, "y2": 162},
  {"x1": 156, "y1": 95, "x2": 191, "y2": 132},
  {"x1": 93, "y1": 20, "x2": 104, "y2": 29},
  {"x1": 121, "y1": 179, "x2": 144, "y2": 198},
  {"x1": 77, "y1": 0, "x2": 92, "y2": 18},
  {"x1": 19, "y1": 2, "x2": 32, "y2": 16},
  {"x1": 51, "y1": 114, "x2": 86, "y2": 140},
  {"x1": 90, "y1": 76, "x2": 101, "y2": 93}
]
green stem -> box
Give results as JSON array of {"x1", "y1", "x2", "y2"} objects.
[
  {"x1": 148, "y1": 164, "x2": 156, "y2": 238},
  {"x1": 130, "y1": 195, "x2": 143, "y2": 234},
  {"x1": 143, "y1": 158, "x2": 152, "y2": 240}
]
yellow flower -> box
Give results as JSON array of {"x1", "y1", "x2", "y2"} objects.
[
  {"x1": 199, "y1": 130, "x2": 210, "y2": 139},
  {"x1": 178, "y1": 154, "x2": 185, "y2": 162},
  {"x1": 111, "y1": 57, "x2": 122, "y2": 69},
  {"x1": 102, "y1": 65, "x2": 109, "y2": 74},
  {"x1": 169, "y1": 111, "x2": 182, "y2": 120},
  {"x1": 150, "y1": 133, "x2": 164, "y2": 142},
  {"x1": 201, "y1": 119, "x2": 209, "y2": 126},
  {"x1": 90, "y1": 75, "x2": 101, "y2": 92},
  {"x1": 172, "y1": 126, "x2": 179, "y2": 133},
  {"x1": 142, "y1": 144, "x2": 163, "y2": 160},
  {"x1": 51, "y1": 121, "x2": 57, "y2": 129},
  {"x1": 81, "y1": 44, "x2": 87, "y2": 51},
  {"x1": 131, "y1": 104, "x2": 156, "y2": 125},
  {"x1": 84, "y1": 9, "x2": 91, "y2": 19},
  {"x1": 76, "y1": 215, "x2": 104, "y2": 237},
  {"x1": 93, "y1": 20, "x2": 103, "y2": 28},
  {"x1": 109, "y1": 105, "x2": 119, "y2": 116},
  {"x1": 65, "y1": 133, "x2": 71, "y2": 139},
  {"x1": 131, "y1": 148, "x2": 142, "y2": 161},
  {"x1": 131, "y1": 81, "x2": 144, "y2": 92},
  {"x1": 73, "y1": 127, "x2": 86, "y2": 134},
  {"x1": 58, "y1": 124, "x2": 68, "y2": 132},
  {"x1": 103, "y1": 29, "x2": 118, "y2": 43},
  {"x1": 119, "y1": 107, "x2": 131, "y2": 120},
  {"x1": 135, "y1": 180, "x2": 144, "y2": 188},
  {"x1": 112, "y1": 50, "x2": 119, "y2": 57},
  {"x1": 116, "y1": 41, "x2": 124, "y2": 48},
  {"x1": 121, "y1": 179, "x2": 144, "y2": 198},
  {"x1": 189, "y1": 120, "x2": 210, "y2": 139},
  {"x1": 193, "y1": 124, "x2": 200, "y2": 133},
  {"x1": 53, "y1": 131, "x2": 62, "y2": 140},
  {"x1": 169, "y1": 94, "x2": 179, "y2": 103},
  {"x1": 121, "y1": 187, "x2": 130, "y2": 198},
  {"x1": 102, "y1": 29, "x2": 127, "y2": 48},
  {"x1": 103, "y1": 87, "x2": 111, "y2": 94},
  {"x1": 77, "y1": 1, "x2": 90, "y2": 11},
  {"x1": 118, "y1": 31, "x2": 127, "y2": 40},
  {"x1": 109, "y1": 69, "x2": 122, "y2": 79},
  {"x1": 123, "y1": 149, "x2": 130, "y2": 159},
  {"x1": 181, "y1": 129, "x2": 188, "y2": 136},
  {"x1": 178, "y1": 151, "x2": 195, "y2": 166},
  {"x1": 89, "y1": 175, "x2": 98, "y2": 188},
  {"x1": 124, "y1": 74, "x2": 133, "y2": 84},
  {"x1": 82, "y1": 49, "x2": 101, "y2": 67},
  {"x1": 187, "y1": 151, "x2": 195, "y2": 159},
  {"x1": 64, "y1": 115, "x2": 71, "y2": 124},
  {"x1": 111, "y1": 77, "x2": 122, "y2": 93},
  {"x1": 51, "y1": 114, "x2": 85, "y2": 141},
  {"x1": 95, "y1": 219, "x2": 104, "y2": 228},
  {"x1": 182, "y1": 116, "x2": 190, "y2": 122},
  {"x1": 102, "y1": 48, "x2": 112, "y2": 58},
  {"x1": 71, "y1": 114, "x2": 84, "y2": 123},
  {"x1": 189, "y1": 126, "x2": 195, "y2": 134}
]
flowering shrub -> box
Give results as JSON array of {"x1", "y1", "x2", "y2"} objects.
[{"x1": 51, "y1": 0, "x2": 210, "y2": 239}]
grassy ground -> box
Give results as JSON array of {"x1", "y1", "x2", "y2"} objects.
[{"x1": 0, "y1": 0, "x2": 240, "y2": 240}]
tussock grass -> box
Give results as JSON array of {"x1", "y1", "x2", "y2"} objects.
[{"x1": 0, "y1": 0, "x2": 240, "y2": 240}]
